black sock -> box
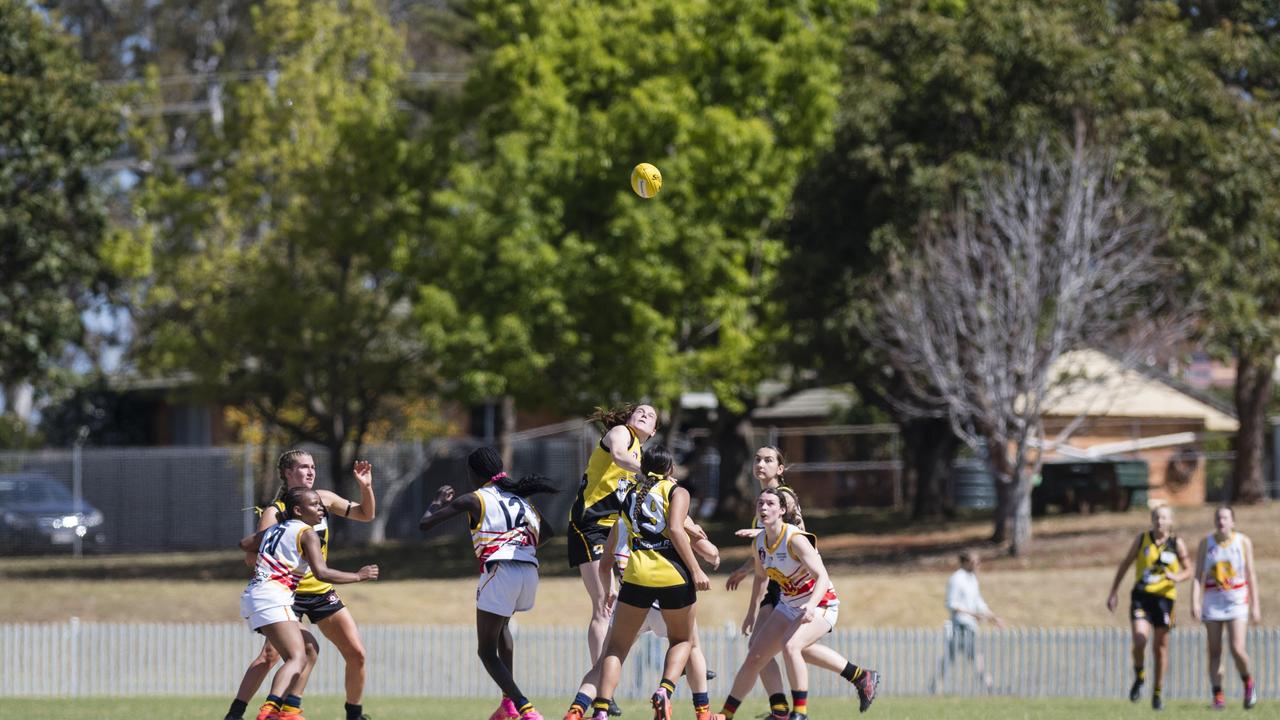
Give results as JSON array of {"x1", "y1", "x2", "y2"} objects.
[
  {"x1": 1213, "y1": 685, "x2": 1223, "y2": 695},
  {"x1": 841, "y1": 662, "x2": 865, "y2": 682},
  {"x1": 515, "y1": 696, "x2": 533, "y2": 715},
  {"x1": 227, "y1": 699, "x2": 249, "y2": 718},
  {"x1": 1135, "y1": 666, "x2": 1146, "y2": 683},
  {"x1": 659, "y1": 678, "x2": 677, "y2": 696},
  {"x1": 768, "y1": 693, "x2": 789, "y2": 717},
  {"x1": 593, "y1": 698, "x2": 612, "y2": 716},
  {"x1": 345, "y1": 702, "x2": 364, "y2": 719}
]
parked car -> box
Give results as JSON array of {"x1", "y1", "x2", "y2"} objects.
[{"x1": 0, "y1": 473, "x2": 106, "y2": 552}]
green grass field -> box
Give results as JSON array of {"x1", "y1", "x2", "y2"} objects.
[{"x1": 1, "y1": 696, "x2": 1270, "y2": 720}]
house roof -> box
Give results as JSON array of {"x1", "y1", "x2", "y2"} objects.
[
  {"x1": 1041, "y1": 349, "x2": 1238, "y2": 432},
  {"x1": 752, "y1": 386, "x2": 854, "y2": 420},
  {"x1": 750, "y1": 350, "x2": 1239, "y2": 432}
]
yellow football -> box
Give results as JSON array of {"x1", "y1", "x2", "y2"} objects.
[{"x1": 630, "y1": 162, "x2": 662, "y2": 199}]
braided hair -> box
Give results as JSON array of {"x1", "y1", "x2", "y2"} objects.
[
  {"x1": 467, "y1": 446, "x2": 558, "y2": 498},
  {"x1": 273, "y1": 449, "x2": 313, "y2": 501},
  {"x1": 280, "y1": 486, "x2": 317, "y2": 524},
  {"x1": 630, "y1": 445, "x2": 675, "y2": 529}
]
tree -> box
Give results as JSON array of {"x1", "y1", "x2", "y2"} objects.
[
  {"x1": 1119, "y1": 3, "x2": 1280, "y2": 504},
  {"x1": 787, "y1": 0, "x2": 1280, "y2": 524},
  {"x1": 785, "y1": 0, "x2": 1109, "y2": 519},
  {"x1": 419, "y1": 0, "x2": 872, "y2": 501},
  {"x1": 0, "y1": 0, "x2": 119, "y2": 410},
  {"x1": 878, "y1": 140, "x2": 1174, "y2": 555},
  {"x1": 128, "y1": 0, "x2": 435, "y2": 495}
]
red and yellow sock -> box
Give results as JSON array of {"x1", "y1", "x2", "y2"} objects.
[
  {"x1": 721, "y1": 695, "x2": 742, "y2": 720},
  {"x1": 791, "y1": 690, "x2": 808, "y2": 715}
]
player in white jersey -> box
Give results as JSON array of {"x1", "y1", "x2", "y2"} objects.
[
  {"x1": 712, "y1": 489, "x2": 880, "y2": 720},
  {"x1": 1190, "y1": 507, "x2": 1261, "y2": 710},
  {"x1": 237, "y1": 487, "x2": 378, "y2": 720},
  {"x1": 420, "y1": 447, "x2": 557, "y2": 720}
]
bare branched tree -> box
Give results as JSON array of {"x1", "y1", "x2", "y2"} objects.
[{"x1": 877, "y1": 136, "x2": 1181, "y2": 556}]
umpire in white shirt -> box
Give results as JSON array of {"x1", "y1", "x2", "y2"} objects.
[{"x1": 932, "y1": 550, "x2": 1004, "y2": 692}]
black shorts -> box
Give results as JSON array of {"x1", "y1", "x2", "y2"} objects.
[
  {"x1": 1130, "y1": 589, "x2": 1174, "y2": 629},
  {"x1": 759, "y1": 580, "x2": 781, "y2": 609},
  {"x1": 293, "y1": 590, "x2": 346, "y2": 623},
  {"x1": 618, "y1": 581, "x2": 696, "y2": 611},
  {"x1": 567, "y1": 520, "x2": 611, "y2": 568}
]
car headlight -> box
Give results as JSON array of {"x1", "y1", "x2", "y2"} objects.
[{"x1": 83, "y1": 510, "x2": 104, "y2": 528}]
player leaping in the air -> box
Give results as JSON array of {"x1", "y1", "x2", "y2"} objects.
[{"x1": 420, "y1": 447, "x2": 557, "y2": 720}]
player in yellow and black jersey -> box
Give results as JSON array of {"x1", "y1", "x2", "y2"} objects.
[
  {"x1": 578, "y1": 445, "x2": 712, "y2": 720},
  {"x1": 224, "y1": 450, "x2": 379, "y2": 720},
  {"x1": 568, "y1": 404, "x2": 658, "y2": 669},
  {"x1": 1106, "y1": 505, "x2": 1192, "y2": 710}
]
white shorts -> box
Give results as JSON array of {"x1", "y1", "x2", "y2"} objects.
[
  {"x1": 1202, "y1": 590, "x2": 1249, "y2": 622},
  {"x1": 776, "y1": 601, "x2": 839, "y2": 630},
  {"x1": 477, "y1": 561, "x2": 538, "y2": 617},
  {"x1": 241, "y1": 595, "x2": 297, "y2": 631}
]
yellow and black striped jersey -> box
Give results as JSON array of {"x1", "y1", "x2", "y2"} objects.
[
  {"x1": 570, "y1": 426, "x2": 640, "y2": 529},
  {"x1": 274, "y1": 499, "x2": 332, "y2": 595},
  {"x1": 1134, "y1": 531, "x2": 1181, "y2": 600},
  {"x1": 620, "y1": 478, "x2": 690, "y2": 588}
]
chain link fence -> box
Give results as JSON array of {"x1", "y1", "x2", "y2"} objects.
[{"x1": 0, "y1": 423, "x2": 597, "y2": 556}]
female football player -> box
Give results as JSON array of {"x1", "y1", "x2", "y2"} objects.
[{"x1": 1191, "y1": 506, "x2": 1261, "y2": 710}]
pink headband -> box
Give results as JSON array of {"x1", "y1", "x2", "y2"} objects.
[{"x1": 491, "y1": 472, "x2": 508, "y2": 482}]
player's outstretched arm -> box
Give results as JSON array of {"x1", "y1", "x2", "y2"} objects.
[
  {"x1": 418, "y1": 485, "x2": 480, "y2": 533},
  {"x1": 317, "y1": 460, "x2": 377, "y2": 522}
]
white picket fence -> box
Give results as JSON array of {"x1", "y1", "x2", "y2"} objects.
[{"x1": 1, "y1": 621, "x2": 1276, "y2": 700}]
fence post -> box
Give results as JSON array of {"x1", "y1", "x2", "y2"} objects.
[
  {"x1": 68, "y1": 616, "x2": 80, "y2": 697},
  {"x1": 243, "y1": 443, "x2": 255, "y2": 537}
]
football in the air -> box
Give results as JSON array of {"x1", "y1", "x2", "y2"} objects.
[{"x1": 630, "y1": 163, "x2": 662, "y2": 199}]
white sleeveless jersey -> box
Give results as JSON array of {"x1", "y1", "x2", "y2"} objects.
[
  {"x1": 471, "y1": 484, "x2": 541, "y2": 567},
  {"x1": 243, "y1": 519, "x2": 313, "y2": 607},
  {"x1": 1203, "y1": 532, "x2": 1249, "y2": 608},
  {"x1": 755, "y1": 522, "x2": 838, "y2": 611}
]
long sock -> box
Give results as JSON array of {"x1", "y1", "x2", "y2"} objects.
[
  {"x1": 592, "y1": 698, "x2": 612, "y2": 717},
  {"x1": 791, "y1": 691, "x2": 808, "y2": 716},
  {"x1": 1153, "y1": 685, "x2": 1162, "y2": 696},
  {"x1": 721, "y1": 695, "x2": 742, "y2": 720},
  {"x1": 263, "y1": 695, "x2": 283, "y2": 711},
  {"x1": 280, "y1": 695, "x2": 303, "y2": 714},
  {"x1": 571, "y1": 692, "x2": 593, "y2": 714},
  {"x1": 658, "y1": 678, "x2": 677, "y2": 697},
  {"x1": 841, "y1": 662, "x2": 866, "y2": 683},
  {"x1": 768, "y1": 693, "x2": 789, "y2": 717},
  {"x1": 345, "y1": 702, "x2": 364, "y2": 720},
  {"x1": 1213, "y1": 685, "x2": 1223, "y2": 696},
  {"x1": 227, "y1": 699, "x2": 249, "y2": 718},
  {"x1": 515, "y1": 696, "x2": 533, "y2": 716},
  {"x1": 693, "y1": 692, "x2": 710, "y2": 714},
  {"x1": 1135, "y1": 666, "x2": 1146, "y2": 683}
]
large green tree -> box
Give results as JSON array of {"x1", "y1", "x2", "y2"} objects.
[
  {"x1": 787, "y1": 0, "x2": 1279, "y2": 545},
  {"x1": 127, "y1": 0, "x2": 435, "y2": 494},
  {"x1": 0, "y1": 0, "x2": 118, "y2": 418},
  {"x1": 420, "y1": 0, "x2": 871, "y2": 501}
]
